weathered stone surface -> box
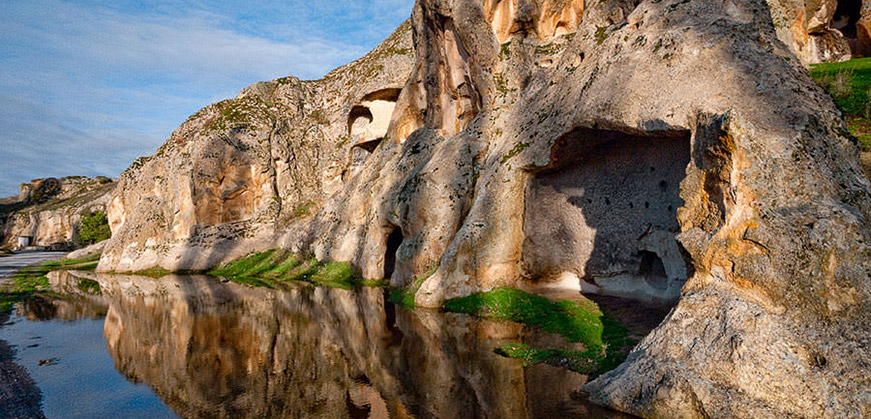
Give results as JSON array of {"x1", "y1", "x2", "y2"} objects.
[
  {"x1": 766, "y1": 0, "x2": 862, "y2": 64},
  {"x1": 305, "y1": 0, "x2": 868, "y2": 416},
  {"x1": 0, "y1": 177, "x2": 116, "y2": 250},
  {"x1": 98, "y1": 0, "x2": 871, "y2": 416},
  {"x1": 97, "y1": 23, "x2": 415, "y2": 272}
]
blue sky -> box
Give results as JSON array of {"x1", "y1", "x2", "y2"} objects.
[{"x1": 0, "y1": 0, "x2": 414, "y2": 197}]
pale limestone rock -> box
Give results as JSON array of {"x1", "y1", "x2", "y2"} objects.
[
  {"x1": 98, "y1": 23, "x2": 415, "y2": 272},
  {"x1": 97, "y1": 0, "x2": 871, "y2": 416},
  {"x1": 0, "y1": 177, "x2": 116, "y2": 250}
]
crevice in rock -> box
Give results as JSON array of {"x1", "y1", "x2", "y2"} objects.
[
  {"x1": 435, "y1": 15, "x2": 481, "y2": 135},
  {"x1": 522, "y1": 127, "x2": 692, "y2": 304},
  {"x1": 384, "y1": 227, "x2": 404, "y2": 279}
]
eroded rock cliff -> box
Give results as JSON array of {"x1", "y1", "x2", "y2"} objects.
[
  {"x1": 99, "y1": 0, "x2": 871, "y2": 416},
  {"x1": 98, "y1": 23, "x2": 415, "y2": 272},
  {"x1": 309, "y1": 0, "x2": 869, "y2": 416},
  {"x1": 0, "y1": 176, "x2": 116, "y2": 250}
]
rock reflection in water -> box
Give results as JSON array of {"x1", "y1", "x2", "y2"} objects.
[
  {"x1": 20, "y1": 270, "x2": 110, "y2": 321},
  {"x1": 70, "y1": 272, "x2": 631, "y2": 418}
]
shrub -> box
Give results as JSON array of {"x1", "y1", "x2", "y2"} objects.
[{"x1": 77, "y1": 211, "x2": 111, "y2": 246}]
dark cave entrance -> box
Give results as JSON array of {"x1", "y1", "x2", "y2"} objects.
[
  {"x1": 523, "y1": 128, "x2": 693, "y2": 305},
  {"x1": 344, "y1": 138, "x2": 384, "y2": 180},
  {"x1": 832, "y1": 0, "x2": 861, "y2": 40},
  {"x1": 831, "y1": 0, "x2": 870, "y2": 57},
  {"x1": 384, "y1": 228, "x2": 404, "y2": 279}
]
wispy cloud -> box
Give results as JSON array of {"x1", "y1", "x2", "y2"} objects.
[{"x1": 0, "y1": 0, "x2": 413, "y2": 196}]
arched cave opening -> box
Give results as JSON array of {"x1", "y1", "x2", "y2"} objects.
[
  {"x1": 362, "y1": 88, "x2": 401, "y2": 103},
  {"x1": 832, "y1": 0, "x2": 862, "y2": 40},
  {"x1": 384, "y1": 228, "x2": 404, "y2": 280},
  {"x1": 343, "y1": 139, "x2": 384, "y2": 181},
  {"x1": 348, "y1": 106, "x2": 374, "y2": 137},
  {"x1": 523, "y1": 128, "x2": 693, "y2": 305},
  {"x1": 522, "y1": 127, "x2": 693, "y2": 343}
]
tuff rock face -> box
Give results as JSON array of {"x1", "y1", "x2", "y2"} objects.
[
  {"x1": 311, "y1": 0, "x2": 869, "y2": 416},
  {"x1": 0, "y1": 176, "x2": 116, "y2": 250},
  {"x1": 98, "y1": 23, "x2": 414, "y2": 272},
  {"x1": 98, "y1": 0, "x2": 871, "y2": 416},
  {"x1": 766, "y1": 0, "x2": 871, "y2": 64}
]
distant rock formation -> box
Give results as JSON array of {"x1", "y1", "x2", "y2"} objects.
[
  {"x1": 99, "y1": 0, "x2": 871, "y2": 416},
  {"x1": 0, "y1": 176, "x2": 116, "y2": 250}
]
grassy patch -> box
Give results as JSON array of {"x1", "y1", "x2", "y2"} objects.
[
  {"x1": 387, "y1": 264, "x2": 438, "y2": 309},
  {"x1": 75, "y1": 278, "x2": 102, "y2": 295},
  {"x1": 38, "y1": 254, "x2": 100, "y2": 272},
  {"x1": 208, "y1": 250, "x2": 366, "y2": 290},
  {"x1": 811, "y1": 58, "x2": 871, "y2": 150},
  {"x1": 0, "y1": 254, "x2": 103, "y2": 313},
  {"x1": 444, "y1": 288, "x2": 635, "y2": 375},
  {"x1": 495, "y1": 343, "x2": 600, "y2": 374}
]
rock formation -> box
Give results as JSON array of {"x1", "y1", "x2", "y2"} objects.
[
  {"x1": 97, "y1": 22, "x2": 415, "y2": 272},
  {"x1": 0, "y1": 176, "x2": 116, "y2": 250},
  {"x1": 767, "y1": 0, "x2": 871, "y2": 64},
  {"x1": 98, "y1": 0, "x2": 871, "y2": 416}
]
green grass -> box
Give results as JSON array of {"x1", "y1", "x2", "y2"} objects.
[
  {"x1": 444, "y1": 288, "x2": 635, "y2": 375},
  {"x1": 75, "y1": 278, "x2": 102, "y2": 295},
  {"x1": 0, "y1": 254, "x2": 104, "y2": 313},
  {"x1": 387, "y1": 263, "x2": 438, "y2": 309},
  {"x1": 495, "y1": 343, "x2": 601, "y2": 374},
  {"x1": 811, "y1": 57, "x2": 871, "y2": 150},
  {"x1": 207, "y1": 250, "x2": 366, "y2": 290}
]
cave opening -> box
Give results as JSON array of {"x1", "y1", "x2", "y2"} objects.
[
  {"x1": 384, "y1": 228, "x2": 404, "y2": 279},
  {"x1": 348, "y1": 106, "x2": 374, "y2": 137},
  {"x1": 523, "y1": 127, "x2": 693, "y2": 305},
  {"x1": 343, "y1": 139, "x2": 384, "y2": 181},
  {"x1": 832, "y1": 0, "x2": 861, "y2": 40}
]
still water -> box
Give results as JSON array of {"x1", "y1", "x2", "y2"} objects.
[{"x1": 1, "y1": 271, "x2": 634, "y2": 418}]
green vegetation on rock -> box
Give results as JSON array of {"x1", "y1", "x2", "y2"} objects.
[
  {"x1": 444, "y1": 288, "x2": 635, "y2": 375},
  {"x1": 76, "y1": 211, "x2": 111, "y2": 246},
  {"x1": 208, "y1": 250, "x2": 363, "y2": 289},
  {"x1": 495, "y1": 343, "x2": 600, "y2": 374},
  {"x1": 811, "y1": 58, "x2": 871, "y2": 150},
  {"x1": 387, "y1": 263, "x2": 438, "y2": 309}
]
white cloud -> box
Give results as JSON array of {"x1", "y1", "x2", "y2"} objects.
[{"x1": 0, "y1": 0, "x2": 412, "y2": 196}]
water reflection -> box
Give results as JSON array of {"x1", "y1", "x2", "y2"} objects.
[{"x1": 40, "y1": 271, "x2": 632, "y2": 418}]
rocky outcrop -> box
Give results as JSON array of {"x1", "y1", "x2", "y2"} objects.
[
  {"x1": 305, "y1": 0, "x2": 868, "y2": 416},
  {"x1": 767, "y1": 0, "x2": 871, "y2": 64},
  {"x1": 98, "y1": 22, "x2": 415, "y2": 272},
  {"x1": 97, "y1": 0, "x2": 871, "y2": 416},
  {"x1": 0, "y1": 177, "x2": 116, "y2": 250}
]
